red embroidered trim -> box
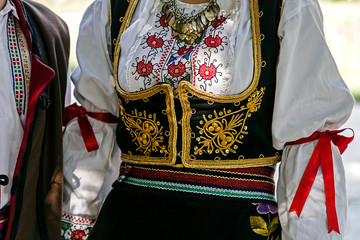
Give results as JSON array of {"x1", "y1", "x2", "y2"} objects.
[
  {"x1": 146, "y1": 34, "x2": 164, "y2": 48},
  {"x1": 8, "y1": 14, "x2": 30, "y2": 116},
  {"x1": 192, "y1": 44, "x2": 201, "y2": 85},
  {"x1": 156, "y1": 37, "x2": 174, "y2": 82},
  {"x1": 136, "y1": 60, "x2": 154, "y2": 77},
  {"x1": 62, "y1": 214, "x2": 95, "y2": 225},
  {"x1": 120, "y1": 164, "x2": 276, "y2": 194},
  {"x1": 129, "y1": 167, "x2": 274, "y2": 191}
]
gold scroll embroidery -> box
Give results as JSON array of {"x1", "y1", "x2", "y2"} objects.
[
  {"x1": 194, "y1": 88, "x2": 265, "y2": 157},
  {"x1": 119, "y1": 84, "x2": 178, "y2": 166},
  {"x1": 179, "y1": 81, "x2": 281, "y2": 169},
  {"x1": 122, "y1": 110, "x2": 168, "y2": 155}
]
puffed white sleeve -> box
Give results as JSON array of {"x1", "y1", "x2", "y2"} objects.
[
  {"x1": 61, "y1": 0, "x2": 121, "y2": 238},
  {"x1": 273, "y1": 0, "x2": 355, "y2": 239}
]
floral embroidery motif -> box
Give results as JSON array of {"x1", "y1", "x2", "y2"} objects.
[
  {"x1": 194, "y1": 23, "x2": 228, "y2": 92},
  {"x1": 121, "y1": 109, "x2": 168, "y2": 155},
  {"x1": 252, "y1": 203, "x2": 278, "y2": 214},
  {"x1": 204, "y1": 35, "x2": 222, "y2": 48},
  {"x1": 194, "y1": 88, "x2": 265, "y2": 157},
  {"x1": 168, "y1": 62, "x2": 186, "y2": 77},
  {"x1": 211, "y1": 16, "x2": 226, "y2": 28},
  {"x1": 159, "y1": 14, "x2": 169, "y2": 27},
  {"x1": 70, "y1": 230, "x2": 86, "y2": 240},
  {"x1": 127, "y1": 10, "x2": 232, "y2": 94},
  {"x1": 61, "y1": 214, "x2": 94, "y2": 240},
  {"x1": 250, "y1": 203, "x2": 280, "y2": 240},
  {"x1": 131, "y1": 27, "x2": 169, "y2": 90},
  {"x1": 177, "y1": 46, "x2": 194, "y2": 56},
  {"x1": 136, "y1": 60, "x2": 154, "y2": 77},
  {"x1": 146, "y1": 34, "x2": 164, "y2": 48},
  {"x1": 132, "y1": 57, "x2": 158, "y2": 90},
  {"x1": 198, "y1": 63, "x2": 217, "y2": 80}
]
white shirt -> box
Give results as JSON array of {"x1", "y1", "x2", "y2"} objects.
[
  {"x1": 0, "y1": 0, "x2": 29, "y2": 211},
  {"x1": 63, "y1": 0, "x2": 355, "y2": 239}
]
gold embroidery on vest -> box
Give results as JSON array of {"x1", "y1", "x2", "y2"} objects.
[
  {"x1": 118, "y1": 84, "x2": 178, "y2": 166},
  {"x1": 179, "y1": 82, "x2": 280, "y2": 169},
  {"x1": 194, "y1": 88, "x2": 265, "y2": 157},
  {"x1": 112, "y1": 0, "x2": 282, "y2": 169},
  {"x1": 121, "y1": 110, "x2": 168, "y2": 156},
  {"x1": 109, "y1": 0, "x2": 112, "y2": 25}
]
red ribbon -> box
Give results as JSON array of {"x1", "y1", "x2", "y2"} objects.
[
  {"x1": 64, "y1": 103, "x2": 119, "y2": 152},
  {"x1": 287, "y1": 129, "x2": 354, "y2": 234}
]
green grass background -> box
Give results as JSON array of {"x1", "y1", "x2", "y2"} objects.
[{"x1": 34, "y1": 0, "x2": 360, "y2": 101}]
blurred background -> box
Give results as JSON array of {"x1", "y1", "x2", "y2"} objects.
[{"x1": 32, "y1": 0, "x2": 360, "y2": 238}]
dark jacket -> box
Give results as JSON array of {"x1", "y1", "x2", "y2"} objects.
[{"x1": 5, "y1": 1, "x2": 69, "y2": 239}]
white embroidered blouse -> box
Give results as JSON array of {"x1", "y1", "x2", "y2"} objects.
[
  {"x1": 62, "y1": 0, "x2": 355, "y2": 239},
  {"x1": 119, "y1": 0, "x2": 241, "y2": 94}
]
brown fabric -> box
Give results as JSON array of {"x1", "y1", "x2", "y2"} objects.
[
  {"x1": 14, "y1": 110, "x2": 46, "y2": 240},
  {"x1": 8, "y1": 1, "x2": 70, "y2": 239}
]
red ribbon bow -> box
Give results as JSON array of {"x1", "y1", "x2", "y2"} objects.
[
  {"x1": 287, "y1": 129, "x2": 354, "y2": 234},
  {"x1": 64, "y1": 103, "x2": 119, "y2": 152}
]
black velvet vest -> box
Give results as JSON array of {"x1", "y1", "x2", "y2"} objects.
[{"x1": 111, "y1": 0, "x2": 283, "y2": 169}]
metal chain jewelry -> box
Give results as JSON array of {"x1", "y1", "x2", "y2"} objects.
[{"x1": 160, "y1": 0, "x2": 220, "y2": 44}]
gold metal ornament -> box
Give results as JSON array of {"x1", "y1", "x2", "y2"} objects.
[
  {"x1": 200, "y1": 13, "x2": 208, "y2": 25},
  {"x1": 211, "y1": 3, "x2": 220, "y2": 13},
  {"x1": 162, "y1": 4, "x2": 169, "y2": 15},
  {"x1": 191, "y1": 20, "x2": 198, "y2": 32},
  {"x1": 160, "y1": 0, "x2": 220, "y2": 45},
  {"x1": 205, "y1": 7, "x2": 216, "y2": 21}
]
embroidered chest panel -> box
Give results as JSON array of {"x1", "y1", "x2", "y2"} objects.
[
  {"x1": 125, "y1": 10, "x2": 234, "y2": 95},
  {"x1": 7, "y1": 14, "x2": 31, "y2": 116}
]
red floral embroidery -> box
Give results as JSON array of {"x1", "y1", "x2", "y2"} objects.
[
  {"x1": 211, "y1": 16, "x2": 226, "y2": 29},
  {"x1": 146, "y1": 35, "x2": 164, "y2": 48},
  {"x1": 199, "y1": 63, "x2": 217, "y2": 80},
  {"x1": 204, "y1": 35, "x2": 222, "y2": 48},
  {"x1": 178, "y1": 46, "x2": 194, "y2": 56},
  {"x1": 168, "y1": 62, "x2": 186, "y2": 77},
  {"x1": 137, "y1": 60, "x2": 153, "y2": 77},
  {"x1": 71, "y1": 230, "x2": 86, "y2": 240},
  {"x1": 159, "y1": 14, "x2": 169, "y2": 27}
]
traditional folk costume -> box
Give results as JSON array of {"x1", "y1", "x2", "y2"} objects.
[
  {"x1": 0, "y1": 0, "x2": 69, "y2": 239},
  {"x1": 62, "y1": 0, "x2": 354, "y2": 239}
]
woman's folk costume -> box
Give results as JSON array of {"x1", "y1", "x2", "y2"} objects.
[
  {"x1": 62, "y1": 0, "x2": 354, "y2": 239},
  {"x1": 0, "y1": 0, "x2": 70, "y2": 239}
]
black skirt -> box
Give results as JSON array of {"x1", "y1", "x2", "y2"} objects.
[{"x1": 88, "y1": 182, "x2": 281, "y2": 240}]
